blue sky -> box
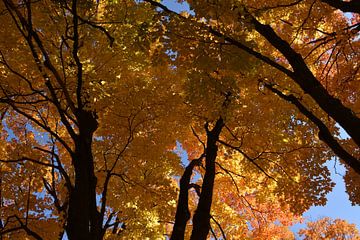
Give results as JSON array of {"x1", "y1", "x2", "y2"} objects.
[
  {"x1": 305, "y1": 162, "x2": 359, "y2": 226},
  {"x1": 290, "y1": 159, "x2": 360, "y2": 238}
]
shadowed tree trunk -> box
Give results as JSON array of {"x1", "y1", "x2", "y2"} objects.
[
  {"x1": 170, "y1": 156, "x2": 203, "y2": 240},
  {"x1": 321, "y1": 0, "x2": 360, "y2": 14},
  {"x1": 66, "y1": 110, "x2": 103, "y2": 240},
  {"x1": 170, "y1": 117, "x2": 224, "y2": 240},
  {"x1": 190, "y1": 117, "x2": 224, "y2": 240}
]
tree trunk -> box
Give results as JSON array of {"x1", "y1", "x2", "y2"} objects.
[
  {"x1": 190, "y1": 118, "x2": 224, "y2": 240},
  {"x1": 66, "y1": 110, "x2": 102, "y2": 240},
  {"x1": 171, "y1": 157, "x2": 202, "y2": 240}
]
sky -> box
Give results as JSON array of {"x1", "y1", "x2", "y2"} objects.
[
  {"x1": 290, "y1": 159, "x2": 360, "y2": 238},
  {"x1": 306, "y1": 162, "x2": 359, "y2": 226},
  {"x1": 163, "y1": 0, "x2": 360, "y2": 237}
]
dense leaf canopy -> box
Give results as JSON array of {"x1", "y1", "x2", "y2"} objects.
[{"x1": 0, "y1": 0, "x2": 358, "y2": 239}]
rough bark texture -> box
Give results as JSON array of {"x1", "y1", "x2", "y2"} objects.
[{"x1": 190, "y1": 118, "x2": 224, "y2": 240}]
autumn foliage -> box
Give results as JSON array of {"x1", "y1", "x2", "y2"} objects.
[
  {"x1": 0, "y1": 0, "x2": 359, "y2": 239},
  {"x1": 299, "y1": 217, "x2": 360, "y2": 240}
]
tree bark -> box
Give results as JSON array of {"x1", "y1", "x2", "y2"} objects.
[
  {"x1": 249, "y1": 16, "x2": 360, "y2": 148},
  {"x1": 321, "y1": 0, "x2": 360, "y2": 14},
  {"x1": 264, "y1": 82, "x2": 360, "y2": 175},
  {"x1": 171, "y1": 157, "x2": 202, "y2": 240},
  {"x1": 66, "y1": 110, "x2": 102, "y2": 240},
  {"x1": 190, "y1": 118, "x2": 224, "y2": 240}
]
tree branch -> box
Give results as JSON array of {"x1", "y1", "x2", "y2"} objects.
[
  {"x1": 261, "y1": 81, "x2": 360, "y2": 175},
  {"x1": 321, "y1": 0, "x2": 360, "y2": 14}
]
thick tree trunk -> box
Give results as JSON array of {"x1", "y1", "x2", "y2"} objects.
[
  {"x1": 66, "y1": 110, "x2": 102, "y2": 240},
  {"x1": 190, "y1": 118, "x2": 224, "y2": 240}
]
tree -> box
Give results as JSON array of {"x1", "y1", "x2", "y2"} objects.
[
  {"x1": 162, "y1": 38, "x2": 334, "y2": 238},
  {"x1": 299, "y1": 217, "x2": 360, "y2": 240},
  {"x1": 0, "y1": 0, "x2": 358, "y2": 239},
  {"x1": 141, "y1": 0, "x2": 359, "y2": 238},
  {"x1": 145, "y1": 0, "x2": 360, "y2": 203},
  {"x1": 0, "y1": 0, "x2": 184, "y2": 238}
]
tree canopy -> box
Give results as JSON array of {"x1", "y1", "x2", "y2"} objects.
[{"x1": 0, "y1": 0, "x2": 358, "y2": 239}]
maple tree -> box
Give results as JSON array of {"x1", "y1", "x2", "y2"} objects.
[
  {"x1": 143, "y1": 0, "x2": 360, "y2": 239},
  {"x1": 299, "y1": 217, "x2": 360, "y2": 240},
  {"x1": 0, "y1": 0, "x2": 358, "y2": 239},
  {"x1": 0, "y1": 0, "x2": 184, "y2": 238},
  {"x1": 145, "y1": 0, "x2": 360, "y2": 176}
]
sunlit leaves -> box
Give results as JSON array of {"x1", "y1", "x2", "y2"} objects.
[
  {"x1": 0, "y1": 0, "x2": 359, "y2": 238},
  {"x1": 299, "y1": 217, "x2": 360, "y2": 240}
]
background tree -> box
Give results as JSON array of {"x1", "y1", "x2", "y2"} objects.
[
  {"x1": 299, "y1": 217, "x2": 360, "y2": 240},
  {"x1": 139, "y1": 0, "x2": 360, "y2": 238},
  {"x1": 0, "y1": 0, "x2": 186, "y2": 238}
]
